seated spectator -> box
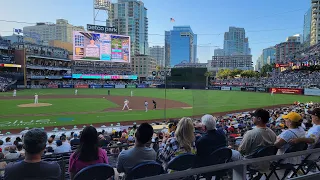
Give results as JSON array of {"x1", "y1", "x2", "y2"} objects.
[
  {"x1": 238, "y1": 109, "x2": 277, "y2": 156},
  {"x1": 70, "y1": 133, "x2": 80, "y2": 147},
  {"x1": 0, "y1": 153, "x2": 7, "y2": 176},
  {"x1": 4, "y1": 137, "x2": 12, "y2": 146},
  {"x1": 54, "y1": 139, "x2": 71, "y2": 154},
  {"x1": 46, "y1": 137, "x2": 56, "y2": 150},
  {"x1": 69, "y1": 126, "x2": 109, "y2": 179},
  {"x1": 274, "y1": 112, "x2": 305, "y2": 164},
  {"x1": 16, "y1": 144, "x2": 25, "y2": 157},
  {"x1": 117, "y1": 123, "x2": 156, "y2": 174},
  {"x1": 196, "y1": 114, "x2": 241, "y2": 162},
  {"x1": 158, "y1": 117, "x2": 195, "y2": 165},
  {"x1": 4, "y1": 146, "x2": 20, "y2": 160},
  {"x1": 4, "y1": 128, "x2": 61, "y2": 180},
  {"x1": 98, "y1": 134, "x2": 110, "y2": 147}
]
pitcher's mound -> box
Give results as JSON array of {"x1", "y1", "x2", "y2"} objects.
[{"x1": 18, "y1": 103, "x2": 52, "y2": 108}]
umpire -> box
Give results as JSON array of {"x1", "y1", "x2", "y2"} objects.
[{"x1": 152, "y1": 100, "x2": 157, "y2": 110}]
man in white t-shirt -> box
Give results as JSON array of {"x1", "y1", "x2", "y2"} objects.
[{"x1": 290, "y1": 108, "x2": 320, "y2": 159}]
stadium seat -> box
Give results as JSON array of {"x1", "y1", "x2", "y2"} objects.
[
  {"x1": 195, "y1": 147, "x2": 232, "y2": 180},
  {"x1": 125, "y1": 161, "x2": 164, "y2": 180},
  {"x1": 73, "y1": 164, "x2": 114, "y2": 180},
  {"x1": 266, "y1": 143, "x2": 308, "y2": 180},
  {"x1": 165, "y1": 153, "x2": 196, "y2": 172},
  {"x1": 246, "y1": 146, "x2": 278, "y2": 180},
  {"x1": 290, "y1": 143, "x2": 320, "y2": 177}
]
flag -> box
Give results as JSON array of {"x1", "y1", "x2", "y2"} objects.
[
  {"x1": 170, "y1": 18, "x2": 175, "y2": 22},
  {"x1": 13, "y1": 28, "x2": 22, "y2": 34}
]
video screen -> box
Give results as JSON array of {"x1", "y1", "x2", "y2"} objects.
[{"x1": 73, "y1": 31, "x2": 130, "y2": 63}]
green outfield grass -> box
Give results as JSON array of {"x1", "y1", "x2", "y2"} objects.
[{"x1": 0, "y1": 88, "x2": 318, "y2": 130}]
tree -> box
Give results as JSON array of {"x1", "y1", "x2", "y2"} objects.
[
  {"x1": 240, "y1": 70, "x2": 258, "y2": 78},
  {"x1": 230, "y1": 69, "x2": 243, "y2": 78},
  {"x1": 260, "y1": 64, "x2": 273, "y2": 77},
  {"x1": 204, "y1": 71, "x2": 213, "y2": 87}
]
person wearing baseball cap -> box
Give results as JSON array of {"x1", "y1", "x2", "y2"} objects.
[
  {"x1": 239, "y1": 109, "x2": 277, "y2": 157},
  {"x1": 274, "y1": 112, "x2": 306, "y2": 165},
  {"x1": 290, "y1": 108, "x2": 320, "y2": 149}
]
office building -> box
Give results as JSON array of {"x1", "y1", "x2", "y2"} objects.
[
  {"x1": 286, "y1": 34, "x2": 302, "y2": 43},
  {"x1": 214, "y1": 48, "x2": 225, "y2": 56},
  {"x1": 311, "y1": 0, "x2": 320, "y2": 46},
  {"x1": 208, "y1": 55, "x2": 253, "y2": 72},
  {"x1": 149, "y1": 46, "x2": 165, "y2": 67},
  {"x1": 23, "y1": 19, "x2": 84, "y2": 45},
  {"x1": 108, "y1": 0, "x2": 148, "y2": 55},
  {"x1": 165, "y1": 26, "x2": 197, "y2": 67},
  {"x1": 131, "y1": 55, "x2": 156, "y2": 77},
  {"x1": 223, "y1": 27, "x2": 251, "y2": 56},
  {"x1": 303, "y1": 7, "x2": 312, "y2": 47},
  {"x1": 275, "y1": 42, "x2": 300, "y2": 63}
]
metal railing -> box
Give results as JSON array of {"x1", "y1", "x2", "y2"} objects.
[{"x1": 138, "y1": 148, "x2": 320, "y2": 180}]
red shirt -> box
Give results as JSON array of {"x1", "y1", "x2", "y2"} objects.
[{"x1": 69, "y1": 148, "x2": 108, "y2": 174}]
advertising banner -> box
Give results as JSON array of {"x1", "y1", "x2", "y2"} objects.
[
  {"x1": 90, "y1": 85, "x2": 102, "y2": 88},
  {"x1": 270, "y1": 88, "x2": 303, "y2": 95},
  {"x1": 231, "y1": 87, "x2": 241, "y2": 91},
  {"x1": 47, "y1": 84, "x2": 59, "y2": 88},
  {"x1": 30, "y1": 76, "x2": 45, "y2": 80},
  {"x1": 61, "y1": 85, "x2": 73, "y2": 88},
  {"x1": 17, "y1": 85, "x2": 26, "y2": 89},
  {"x1": 209, "y1": 86, "x2": 221, "y2": 90},
  {"x1": 221, "y1": 86, "x2": 231, "y2": 91},
  {"x1": 115, "y1": 85, "x2": 125, "y2": 89},
  {"x1": 103, "y1": 85, "x2": 115, "y2": 88},
  {"x1": 63, "y1": 75, "x2": 72, "y2": 78},
  {"x1": 48, "y1": 76, "x2": 63, "y2": 79},
  {"x1": 126, "y1": 84, "x2": 136, "y2": 88},
  {"x1": 31, "y1": 85, "x2": 45, "y2": 89},
  {"x1": 256, "y1": 87, "x2": 268, "y2": 92},
  {"x1": 245, "y1": 87, "x2": 256, "y2": 92},
  {"x1": 304, "y1": 88, "x2": 320, "y2": 96},
  {"x1": 137, "y1": 84, "x2": 149, "y2": 88},
  {"x1": 75, "y1": 84, "x2": 89, "y2": 89}
]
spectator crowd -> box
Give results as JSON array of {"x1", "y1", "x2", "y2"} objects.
[
  {"x1": 214, "y1": 70, "x2": 320, "y2": 88},
  {"x1": 0, "y1": 102, "x2": 319, "y2": 179}
]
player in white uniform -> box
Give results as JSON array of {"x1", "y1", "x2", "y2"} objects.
[
  {"x1": 13, "y1": 89, "x2": 16, "y2": 97},
  {"x1": 131, "y1": 90, "x2": 133, "y2": 97},
  {"x1": 144, "y1": 101, "x2": 148, "y2": 112},
  {"x1": 122, "y1": 99, "x2": 130, "y2": 110},
  {"x1": 75, "y1": 89, "x2": 78, "y2": 95},
  {"x1": 34, "y1": 93, "x2": 39, "y2": 104}
]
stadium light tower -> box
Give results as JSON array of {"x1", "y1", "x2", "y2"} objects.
[{"x1": 93, "y1": 0, "x2": 111, "y2": 26}]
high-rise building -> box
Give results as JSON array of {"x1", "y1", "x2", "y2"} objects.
[
  {"x1": 131, "y1": 55, "x2": 156, "y2": 77},
  {"x1": 275, "y1": 42, "x2": 300, "y2": 63},
  {"x1": 303, "y1": 7, "x2": 312, "y2": 47},
  {"x1": 208, "y1": 55, "x2": 253, "y2": 72},
  {"x1": 23, "y1": 19, "x2": 84, "y2": 45},
  {"x1": 108, "y1": 0, "x2": 148, "y2": 55},
  {"x1": 223, "y1": 27, "x2": 251, "y2": 56},
  {"x1": 286, "y1": 34, "x2": 302, "y2": 43},
  {"x1": 311, "y1": 0, "x2": 320, "y2": 46},
  {"x1": 165, "y1": 26, "x2": 197, "y2": 67},
  {"x1": 149, "y1": 46, "x2": 165, "y2": 67},
  {"x1": 255, "y1": 46, "x2": 276, "y2": 71},
  {"x1": 214, "y1": 48, "x2": 225, "y2": 56}
]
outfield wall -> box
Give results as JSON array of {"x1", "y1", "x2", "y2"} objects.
[{"x1": 16, "y1": 84, "x2": 320, "y2": 96}]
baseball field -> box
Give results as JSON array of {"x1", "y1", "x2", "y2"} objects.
[{"x1": 0, "y1": 88, "x2": 318, "y2": 132}]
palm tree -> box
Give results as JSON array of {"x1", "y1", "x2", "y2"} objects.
[{"x1": 204, "y1": 71, "x2": 213, "y2": 87}]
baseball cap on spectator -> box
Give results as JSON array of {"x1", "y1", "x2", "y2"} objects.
[
  {"x1": 308, "y1": 108, "x2": 320, "y2": 118},
  {"x1": 282, "y1": 112, "x2": 302, "y2": 122},
  {"x1": 74, "y1": 133, "x2": 78, "y2": 138},
  {"x1": 250, "y1": 109, "x2": 270, "y2": 123},
  {"x1": 56, "y1": 140, "x2": 62, "y2": 146}
]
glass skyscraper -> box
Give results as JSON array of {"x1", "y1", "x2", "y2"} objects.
[
  {"x1": 108, "y1": 0, "x2": 149, "y2": 55},
  {"x1": 303, "y1": 7, "x2": 311, "y2": 47},
  {"x1": 223, "y1": 27, "x2": 251, "y2": 56},
  {"x1": 165, "y1": 26, "x2": 197, "y2": 67}
]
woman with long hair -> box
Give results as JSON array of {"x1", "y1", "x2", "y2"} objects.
[
  {"x1": 69, "y1": 126, "x2": 109, "y2": 179},
  {"x1": 158, "y1": 117, "x2": 196, "y2": 165}
]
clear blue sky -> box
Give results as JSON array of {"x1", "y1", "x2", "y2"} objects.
[{"x1": 0, "y1": 0, "x2": 310, "y2": 66}]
